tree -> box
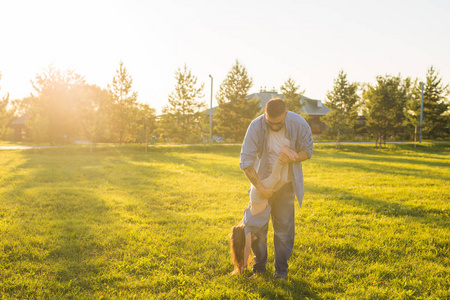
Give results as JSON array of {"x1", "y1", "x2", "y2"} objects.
[
  {"x1": 280, "y1": 77, "x2": 306, "y2": 117},
  {"x1": 363, "y1": 75, "x2": 408, "y2": 147},
  {"x1": 27, "y1": 109, "x2": 49, "y2": 147},
  {"x1": 107, "y1": 61, "x2": 138, "y2": 144},
  {"x1": 321, "y1": 70, "x2": 359, "y2": 148},
  {"x1": 0, "y1": 72, "x2": 13, "y2": 141},
  {"x1": 403, "y1": 77, "x2": 421, "y2": 143},
  {"x1": 161, "y1": 65, "x2": 205, "y2": 144},
  {"x1": 214, "y1": 60, "x2": 261, "y2": 142},
  {"x1": 136, "y1": 103, "x2": 156, "y2": 151},
  {"x1": 75, "y1": 84, "x2": 111, "y2": 151},
  {"x1": 12, "y1": 96, "x2": 35, "y2": 142},
  {"x1": 0, "y1": 95, "x2": 11, "y2": 140},
  {"x1": 29, "y1": 65, "x2": 85, "y2": 144},
  {"x1": 419, "y1": 67, "x2": 449, "y2": 139}
]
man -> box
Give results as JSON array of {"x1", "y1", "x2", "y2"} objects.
[{"x1": 240, "y1": 97, "x2": 314, "y2": 280}]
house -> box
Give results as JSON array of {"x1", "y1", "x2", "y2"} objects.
[
  {"x1": 204, "y1": 90, "x2": 330, "y2": 134},
  {"x1": 9, "y1": 114, "x2": 29, "y2": 141},
  {"x1": 246, "y1": 89, "x2": 330, "y2": 134}
]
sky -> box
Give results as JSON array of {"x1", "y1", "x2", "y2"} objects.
[{"x1": 1, "y1": 0, "x2": 449, "y2": 114}]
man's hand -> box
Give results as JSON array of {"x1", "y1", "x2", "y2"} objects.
[
  {"x1": 243, "y1": 166, "x2": 273, "y2": 198},
  {"x1": 278, "y1": 145, "x2": 298, "y2": 165}
]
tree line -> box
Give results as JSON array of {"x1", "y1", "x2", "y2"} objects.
[
  {"x1": 323, "y1": 67, "x2": 449, "y2": 148},
  {"x1": 0, "y1": 61, "x2": 448, "y2": 148}
]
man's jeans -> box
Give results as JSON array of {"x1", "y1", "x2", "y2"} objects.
[{"x1": 248, "y1": 183, "x2": 295, "y2": 278}]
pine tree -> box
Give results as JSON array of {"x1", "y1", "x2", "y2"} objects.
[
  {"x1": 321, "y1": 70, "x2": 359, "y2": 148},
  {"x1": 280, "y1": 77, "x2": 305, "y2": 116},
  {"x1": 107, "y1": 61, "x2": 138, "y2": 144},
  {"x1": 214, "y1": 60, "x2": 261, "y2": 142},
  {"x1": 161, "y1": 65, "x2": 205, "y2": 144},
  {"x1": 421, "y1": 66, "x2": 449, "y2": 139}
]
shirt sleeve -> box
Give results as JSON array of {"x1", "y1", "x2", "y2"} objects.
[
  {"x1": 240, "y1": 121, "x2": 260, "y2": 170},
  {"x1": 298, "y1": 122, "x2": 314, "y2": 159}
]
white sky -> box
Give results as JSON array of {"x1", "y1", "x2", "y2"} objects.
[{"x1": 1, "y1": 0, "x2": 449, "y2": 113}]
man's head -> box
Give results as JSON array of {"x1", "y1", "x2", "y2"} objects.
[{"x1": 265, "y1": 98, "x2": 287, "y2": 132}]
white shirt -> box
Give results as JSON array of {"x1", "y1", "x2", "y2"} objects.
[{"x1": 267, "y1": 126, "x2": 291, "y2": 184}]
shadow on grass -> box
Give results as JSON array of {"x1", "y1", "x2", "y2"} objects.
[
  {"x1": 3, "y1": 144, "x2": 447, "y2": 298},
  {"x1": 307, "y1": 184, "x2": 449, "y2": 229},
  {"x1": 118, "y1": 149, "x2": 243, "y2": 180},
  {"x1": 312, "y1": 149, "x2": 449, "y2": 182},
  {"x1": 0, "y1": 147, "x2": 249, "y2": 296},
  {"x1": 281, "y1": 278, "x2": 322, "y2": 300},
  {"x1": 306, "y1": 143, "x2": 449, "y2": 226},
  {"x1": 239, "y1": 273, "x2": 321, "y2": 300},
  {"x1": 314, "y1": 142, "x2": 449, "y2": 155},
  {"x1": 0, "y1": 151, "x2": 124, "y2": 296}
]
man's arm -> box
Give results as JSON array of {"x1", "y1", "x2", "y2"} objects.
[
  {"x1": 293, "y1": 149, "x2": 310, "y2": 162},
  {"x1": 243, "y1": 165, "x2": 274, "y2": 199},
  {"x1": 278, "y1": 145, "x2": 311, "y2": 165}
]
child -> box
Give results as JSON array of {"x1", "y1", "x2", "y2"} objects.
[{"x1": 230, "y1": 147, "x2": 296, "y2": 275}]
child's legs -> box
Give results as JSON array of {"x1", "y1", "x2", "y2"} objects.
[
  {"x1": 243, "y1": 204, "x2": 271, "y2": 274},
  {"x1": 249, "y1": 201, "x2": 268, "y2": 215},
  {"x1": 249, "y1": 221, "x2": 268, "y2": 274},
  {"x1": 243, "y1": 203, "x2": 270, "y2": 233}
]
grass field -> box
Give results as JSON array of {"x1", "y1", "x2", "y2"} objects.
[{"x1": 0, "y1": 143, "x2": 449, "y2": 299}]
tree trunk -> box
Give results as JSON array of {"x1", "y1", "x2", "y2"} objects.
[
  {"x1": 377, "y1": 132, "x2": 382, "y2": 149},
  {"x1": 414, "y1": 125, "x2": 417, "y2": 148},
  {"x1": 145, "y1": 131, "x2": 148, "y2": 152},
  {"x1": 336, "y1": 129, "x2": 341, "y2": 149}
]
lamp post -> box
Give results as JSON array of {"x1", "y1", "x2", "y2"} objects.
[
  {"x1": 419, "y1": 82, "x2": 424, "y2": 143},
  {"x1": 209, "y1": 75, "x2": 213, "y2": 145}
]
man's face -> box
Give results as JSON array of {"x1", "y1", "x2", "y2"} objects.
[{"x1": 265, "y1": 111, "x2": 287, "y2": 132}]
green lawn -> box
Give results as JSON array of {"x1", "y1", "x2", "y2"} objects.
[{"x1": 0, "y1": 143, "x2": 449, "y2": 299}]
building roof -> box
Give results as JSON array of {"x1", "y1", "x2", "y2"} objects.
[
  {"x1": 10, "y1": 114, "x2": 28, "y2": 126},
  {"x1": 301, "y1": 95, "x2": 331, "y2": 116},
  {"x1": 247, "y1": 91, "x2": 281, "y2": 110},
  {"x1": 203, "y1": 91, "x2": 330, "y2": 117},
  {"x1": 246, "y1": 92, "x2": 330, "y2": 116}
]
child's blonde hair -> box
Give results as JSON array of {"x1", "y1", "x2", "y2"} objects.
[{"x1": 230, "y1": 223, "x2": 247, "y2": 275}]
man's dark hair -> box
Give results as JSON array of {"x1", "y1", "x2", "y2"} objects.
[{"x1": 265, "y1": 98, "x2": 286, "y2": 118}]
